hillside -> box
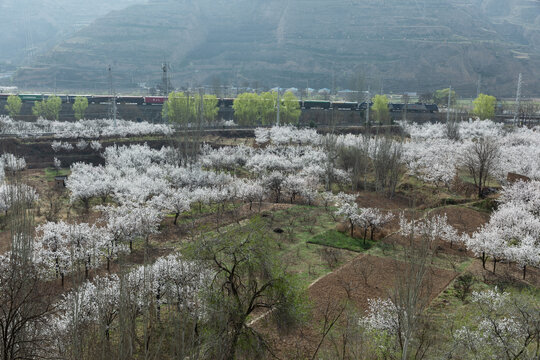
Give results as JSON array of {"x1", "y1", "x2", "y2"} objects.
[
  {"x1": 0, "y1": 0, "x2": 145, "y2": 63},
  {"x1": 12, "y1": 0, "x2": 540, "y2": 96}
]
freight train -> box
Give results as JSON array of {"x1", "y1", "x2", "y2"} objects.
[{"x1": 0, "y1": 94, "x2": 439, "y2": 113}]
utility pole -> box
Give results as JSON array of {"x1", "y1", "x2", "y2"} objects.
[
  {"x1": 199, "y1": 87, "x2": 204, "y2": 128},
  {"x1": 513, "y1": 73, "x2": 522, "y2": 126},
  {"x1": 108, "y1": 65, "x2": 117, "y2": 128},
  {"x1": 476, "y1": 75, "x2": 481, "y2": 98},
  {"x1": 276, "y1": 88, "x2": 281, "y2": 126},
  {"x1": 331, "y1": 68, "x2": 336, "y2": 96},
  {"x1": 446, "y1": 85, "x2": 452, "y2": 123},
  {"x1": 365, "y1": 85, "x2": 370, "y2": 126}
]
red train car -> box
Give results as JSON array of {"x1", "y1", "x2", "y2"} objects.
[{"x1": 143, "y1": 96, "x2": 167, "y2": 105}]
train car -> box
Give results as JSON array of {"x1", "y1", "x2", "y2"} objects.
[
  {"x1": 407, "y1": 103, "x2": 429, "y2": 113},
  {"x1": 0, "y1": 94, "x2": 10, "y2": 101},
  {"x1": 331, "y1": 101, "x2": 358, "y2": 110},
  {"x1": 357, "y1": 102, "x2": 373, "y2": 111},
  {"x1": 143, "y1": 96, "x2": 167, "y2": 105},
  {"x1": 425, "y1": 104, "x2": 439, "y2": 113},
  {"x1": 389, "y1": 103, "x2": 403, "y2": 112},
  {"x1": 57, "y1": 95, "x2": 74, "y2": 103},
  {"x1": 90, "y1": 95, "x2": 113, "y2": 104},
  {"x1": 302, "y1": 100, "x2": 331, "y2": 110},
  {"x1": 117, "y1": 96, "x2": 145, "y2": 105},
  {"x1": 19, "y1": 94, "x2": 44, "y2": 102},
  {"x1": 218, "y1": 98, "x2": 234, "y2": 108}
]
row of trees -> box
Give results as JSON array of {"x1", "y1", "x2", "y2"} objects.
[
  {"x1": 233, "y1": 91, "x2": 301, "y2": 126},
  {"x1": 431, "y1": 88, "x2": 497, "y2": 120},
  {"x1": 3, "y1": 90, "x2": 500, "y2": 125},
  {"x1": 4, "y1": 95, "x2": 89, "y2": 120},
  {"x1": 162, "y1": 92, "x2": 219, "y2": 126}
]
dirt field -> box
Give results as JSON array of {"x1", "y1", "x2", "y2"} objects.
[
  {"x1": 428, "y1": 206, "x2": 490, "y2": 235},
  {"x1": 257, "y1": 253, "x2": 458, "y2": 358}
]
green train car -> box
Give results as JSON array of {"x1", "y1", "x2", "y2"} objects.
[{"x1": 18, "y1": 94, "x2": 45, "y2": 102}]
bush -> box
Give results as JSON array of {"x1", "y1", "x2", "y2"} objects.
[
  {"x1": 453, "y1": 273, "x2": 475, "y2": 301},
  {"x1": 318, "y1": 247, "x2": 342, "y2": 269}
]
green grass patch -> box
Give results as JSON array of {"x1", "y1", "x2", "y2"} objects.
[
  {"x1": 185, "y1": 205, "x2": 358, "y2": 289},
  {"x1": 470, "y1": 198, "x2": 498, "y2": 213},
  {"x1": 44, "y1": 167, "x2": 70, "y2": 181},
  {"x1": 308, "y1": 229, "x2": 375, "y2": 252}
]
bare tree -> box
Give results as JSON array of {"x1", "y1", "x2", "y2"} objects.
[
  {"x1": 372, "y1": 136, "x2": 404, "y2": 198},
  {"x1": 337, "y1": 136, "x2": 371, "y2": 191},
  {"x1": 462, "y1": 138, "x2": 500, "y2": 198},
  {"x1": 309, "y1": 297, "x2": 347, "y2": 360},
  {"x1": 391, "y1": 231, "x2": 435, "y2": 360},
  {"x1": 0, "y1": 259, "x2": 56, "y2": 360},
  {"x1": 322, "y1": 134, "x2": 340, "y2": 191},
  {"x1": 445, "y1": 120, "x2": 460, "y2": 141},
  {"x1": 356, "y1": 257, "x2": 375, "y2": 287},
  {"x1": 44, "y1": 187, "x2": 63, "y2": 222},
  {"x1": 0, "y1": 179, "x2": 56, "y2": 360}
]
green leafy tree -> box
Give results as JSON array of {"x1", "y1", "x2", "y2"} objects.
[
  {"x1": 72, "y1": 96, "x2": 88, "y2": 120},
  {"x1": 281, "y1": 91, "x2": 302, "y2": 124},
  {"x1": 473, "y1": 93, "x2": 496, "y2": 120},
  {"x1": 233, "y1": 91, "x2": 301, "y2": 126},
  {"x1": 32, "y1": 95, "x2": 62, "y2": 120},
  {"x1": 202, "y1": 94, "x2": 219, "y2": 123},
  {"x1": 163, "y1": 91, "x2": 192, "y2": 126},
  {"x1": 186, "y1": 219, "x2": 306, "y2": 360},
  {"x1": 371, "y1": 94, "x2": 390, "y2": 124},
  {"x1": 31, "y1": 100, "x2": 45, "y2": 118},
  {"x1": 192, "y1": 94, "x2": 219, "y2": 124},
  {"x1": 233, "y1": 92, "x2": 260, "y2": 126},
  {"x1": 164, "y1": 92, "x2": 218, "y2": 126},
  {"x1": 433, "y1": 88, "x2": 456, "y2": 106},
  {"x1": 259, "y1": 91, "x2": 278, "y2": 125},
  {"x1": 5, "y1": 95, "x2": 22, "y2": 118}
]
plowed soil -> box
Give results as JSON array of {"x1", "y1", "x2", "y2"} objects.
[{"x1": 256, "y1": 254, "x2": 457, "y2": 358}]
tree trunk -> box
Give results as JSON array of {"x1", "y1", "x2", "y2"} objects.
[
  {"x1": 225, "y1": 325, "x2": 243, "y2": 360},
  {"x1": 492, "y1": 258, "x2": 497, "y2": 273},
  {"x1": 482, "y1": 252, "x2": 486, "y2": 269},
  {"x1": 523, "y1": 265, "x2": 526, "y2": 280},
  {"x1": 174, "y1": 212, "x2": 179, "y2": 225}
]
